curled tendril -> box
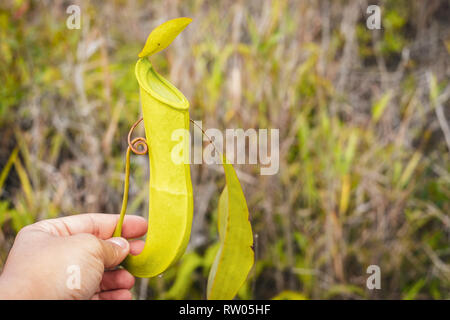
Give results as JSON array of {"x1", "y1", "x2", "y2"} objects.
[
  {"x1": 114, "y1": 116, "x2": 148, "y2": 238},
  {"x1": 128, "y1": 117, "x2": 148, "y2": 155}
]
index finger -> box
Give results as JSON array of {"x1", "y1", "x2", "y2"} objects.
[{"x1": 30, "y1": 213, "x2": 148, "y2": 240}]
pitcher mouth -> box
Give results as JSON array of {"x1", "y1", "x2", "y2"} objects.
[{"x1": 135, "y1": 58, "x2": 189, "y2": 111}]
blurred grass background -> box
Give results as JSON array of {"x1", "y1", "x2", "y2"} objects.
[{"x1": 0, "y1": 0, "x2": 449, "y2": 299}]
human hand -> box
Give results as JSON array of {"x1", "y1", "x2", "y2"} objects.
[{"x1": 0, "y1": 213, "x2": 147, "y2": 300}]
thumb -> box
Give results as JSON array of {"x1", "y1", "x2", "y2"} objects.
[{"x1": 98, "y1": 237, "x2": 130, "y2": 268}]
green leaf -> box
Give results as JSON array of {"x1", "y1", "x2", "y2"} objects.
[
  {"x1": 164, "y1": 252, "x2": 203, "y2": 300},
  {"x1": 207, "y1": 157, "x2": 254, "y2": 300},
  {"x1": 0, "y1": 147, "x2": 19, "y2": 193},
  {"x1": 403, "y1": 279, "x2": 426, "y2": 300},
  {"x1": 372, "y1": 91, "x2": 392, "y2": 123},
  {"x1": 428, "y1": 73, "x2": 439, "y2": 105},
  {"x1": 272, "y1": 290, "x2": 308, "y2": 300},
  {"x1": 398, "y1": 151, "x2": 422, "y2": 189},
  {"x1": 138, "y1": 17, "x2": 192, "y2": 58}
]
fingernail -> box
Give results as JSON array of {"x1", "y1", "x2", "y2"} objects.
[{"x1": 107, "y1": 237, "x2": 128, "y2": 249}]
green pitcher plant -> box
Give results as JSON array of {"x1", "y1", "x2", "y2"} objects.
[{"x1": 113, "y1": 17, "x2": 254, "y2": 300}]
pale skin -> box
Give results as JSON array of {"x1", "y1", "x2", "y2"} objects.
[{"x1": 0, "y1": 214, "x2": 147, "y2": 300}]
